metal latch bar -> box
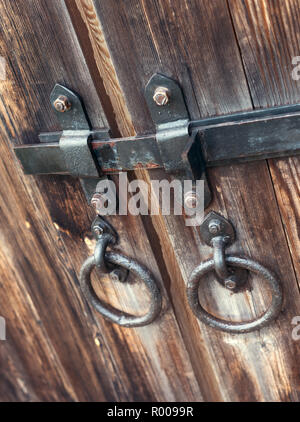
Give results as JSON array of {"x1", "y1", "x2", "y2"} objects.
[{"x1": 14, "y1": 74, "x2": 300, "y2": 208}]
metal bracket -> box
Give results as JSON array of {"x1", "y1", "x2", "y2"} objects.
[
  {"x1": 199, "y1": 211, "x2": 248, "y2": 291},
  {"x1": 14, "y1": 75, "x2": 300, "y2": 207},
  {"x1": 144, "y1": 74, "x2": 211, "y2": 207},
  {"x1": 91, "y1": 216, "x2": 129, "y2": 283},
  {"x1": 15, "y1": 84, "x2": 109, "y2": 202}
]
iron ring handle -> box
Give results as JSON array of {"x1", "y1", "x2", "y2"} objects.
[
  {"x1": 80, "y1": 252, "x2": 162, "y2": 327},
  {"x1": 187, "y1": 256, "x2": 283, "y2": 334}
]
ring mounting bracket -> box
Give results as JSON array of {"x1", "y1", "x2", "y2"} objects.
[
  {"x1": 200, "y1": 211, "x2": 248, "y2": 290},
  {"x1": 144, "y1": 74, "x2": 212, "y2": 207}
]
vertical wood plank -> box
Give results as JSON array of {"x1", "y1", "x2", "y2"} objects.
[
  {"x1": 228, "y1": 0, "x2": 300, "y2": 284},
  {"x1": 0, "y1": 0, "x2": 202, "y2": 401},
  {"x1": 64, "y1": 0, "x2": 204, "y2": 402},
  {"x1": 0, "y1": 0, "x2": 114, "y2": 401},
  {"x1": 92, "y1": 0, "x2": 300, "y2": 401}
]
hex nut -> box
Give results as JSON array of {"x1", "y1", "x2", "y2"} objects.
[
  {"x1": 153, "y1": 86, "x2": 170, "y2": 106},
  {"x1": 53, "y1": 95, "x2": 71, "y2": 113},
  {"x1": 208, "y1": 219, "x2": 222, "y2": 235},
  {"x1": 91, "y1": 193, "x2": 106, "y2": 214},
  {"x1": 225, "y1": 276, "x2": 237, "y2": 290},
  {"x1": 184, "y1": 191, "x2": 200, "y2": 209}
]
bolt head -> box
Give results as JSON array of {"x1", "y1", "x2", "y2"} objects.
[
  {"x1": 225, "y1": 276, "x2": 237, "y2": 290},
  {"x1": 91, "y1": 193, "x2": 106, "y2": 214},
  {"x1": 110, "y1": 271, "x2": 119, "y2": 283},
  {"x1": 110, "y1": 269, "x2": 128, "y2": 283},
  {"x1": 208, "y1": 219, "x2": 222, "y2": 235},
  {"x1": 93, "y1": 226, "x2": 104, "y2": 236},
  {"x1": 153, "y1": 86, "x2": 170, "y2": 106},
  {"x1": 110, "y1": 270, "x2": 123, "y2": 283},
  {"x1": 184, "y1": 191, "x2": 199, "y2": 209},
  {"x1": 53, "y1": 95, "x2": 71, "y2": 113}
]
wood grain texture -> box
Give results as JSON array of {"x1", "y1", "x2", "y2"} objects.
[
  {"x1": 71, "y1": 0, "x2": 135, "y2": 138},
  {"x1": 0, "y1": 0, "x2": 112, "y2": 402},
  {"x1": 0, "y1": 0, "x2": 203, "y2": 401},
  {"x1": 228, "y1": 0, "x2": 300, "y2": 284},
  {"x1": 64, "y1": 0, "x2": 203, "y2": 402},
  {"x1": 93, "y1": 0, "x2": 300, "y2": 401},
  {"x1": 0, "y1": 341, "x2": 39, "y2": 402}
]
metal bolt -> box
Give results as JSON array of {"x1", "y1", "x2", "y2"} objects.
[
  {"x1": 184, "y1": 191, "x2": 199, "y2": 209},
  {"x1": 110, "y1": 271, "x2": 120, "y2": 283},
  {"x1": 91, "y1": 193, "x2": 106, "y2": 214},
  {"x1": 153, "y1": 86, "x2": 170, "y2": 106},
  {"x1": 53, "y1": 95, "x2": 71, "y2": 113},
  {"x1": 225, "y1": 276, "x2": 237, "y2": 290},
  {"x1": 208, "y1": 219, "x2": 222, "y2": 235},
  {"x1": 93, "y1": 226, "x2": 103, "y2": 236},
  {"x1": 110, "y1": 269, "x2": 129, "y2": 283}
]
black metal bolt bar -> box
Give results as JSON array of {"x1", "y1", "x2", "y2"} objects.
[{"x1": 15, "y1": 102, "x2": 300, "y2": 177}]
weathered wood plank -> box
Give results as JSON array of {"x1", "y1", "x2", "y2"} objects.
[
  {"x1": 65, "y1": 0, "x2": 203, "y2": 402},
  {"x1": 0, "y1": 342, "x2": 39, "y2": 402},
  {"x1": 93, "y1": 0, "x2": 300, "y2": 401},
  {"x1": 0, "y1": 0, "x2": 202, "y2": 401},
  {"x1": 0, "y1": 0, "x2": 114, "y2": 402},
  {"x1": 228, "y1": 0, "x2": 300, "y2": 284}
]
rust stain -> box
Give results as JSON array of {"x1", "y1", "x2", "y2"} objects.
[
  {"x1": 92, "y1": 141, "x2": 115, "y2": 149},
  {"x1": 133, "y1": 162, "x2": 160, "y2": 169},
  {"x1": 102, "y1": 168, "x2": 120, "y2": 173},
  {"x1": 146, "y1": 162, "x2": 160, "y2": 169}
]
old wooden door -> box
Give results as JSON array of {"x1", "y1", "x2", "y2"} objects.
[{"x1": 0, "y1": 0, "x2": 299, "y2": 402}]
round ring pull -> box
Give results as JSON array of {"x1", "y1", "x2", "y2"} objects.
[
  {"x1": 80, "y1": 252, "x2": 162, "y2": 327},
  {"x1": 187, "y1": 256, "x2": 283, "y2": 334}
]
